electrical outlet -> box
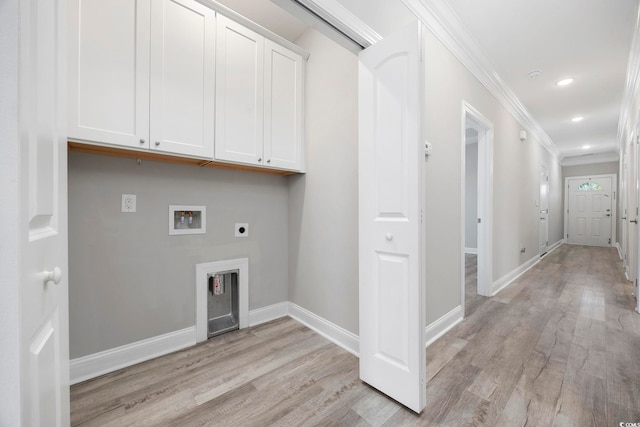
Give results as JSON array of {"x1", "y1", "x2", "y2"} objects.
[
  {"x1": 235, "y1": 223, "x2": 248, "y2": 237},
  {"x1": 122, "y1": 194, "x2": 136, "y2": 213}
]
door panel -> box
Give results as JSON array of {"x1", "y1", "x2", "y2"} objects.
[
  {"x1": 20, "y1": 0, "x2": 69, "y2": 423},
  {"x1": 568, "y1": 177, "x2": 612, "y2": 246},
  {"x1": 359, "y1": 21, "x2": 425, "y2": 413}
]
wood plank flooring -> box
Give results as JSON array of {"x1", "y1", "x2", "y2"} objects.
[{"x1": 71, "y1": 245, "x2": 640, "y2": 426}]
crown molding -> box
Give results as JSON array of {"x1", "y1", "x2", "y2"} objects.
[
  {"x1": 400, "y1": 0, "x2": 559, "y2": 159},
  {"x1": 617, "y1": 4, "x2": 640, "y2": 149}
]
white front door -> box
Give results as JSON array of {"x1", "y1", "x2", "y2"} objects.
[
  {"x1": 19, "y1": 0, "x2": 70, "y2": 424},
  {"x1": 567, "y1": 176, "x2": 613, "y2": 246},
  {"x1": 358, "y1": 21, "x2": 426, "y2": 413},
  {"x1": 539, "y1": 164, "x2": 550, "y2": 255}
]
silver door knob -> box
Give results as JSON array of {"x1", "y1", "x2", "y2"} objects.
[
  {"x1": 44, "y1": 267, "x2": 62, "y2": 285},
  {"x1": 385, "y1": 233, "x2": 393, "y2": 241},
  {"x1": 631, "y1": 219, "x2": 638, "y2": 224},
  {"x1": 606, "y1": 214, "x2": 611, "y2": 217}
]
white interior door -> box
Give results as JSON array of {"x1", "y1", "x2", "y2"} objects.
[
  {"x1": 19, "y1": 0, "x2": 69, "y2": 424},
  {"x1": 358, "y1": 21, "x2": 426, "y2": 413},
  {"x1": 627, "y1": 140, "x2": 638, "y2": 283},
  {"x1": 539, "y1": 163, "x2": 550, "y2": 255},
  {"x1": 567, "y1": 176, "x2": 612, "y2": 246}
]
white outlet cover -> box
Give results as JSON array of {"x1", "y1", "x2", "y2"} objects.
[
  {"x1": 235, "y1": 223, "x2": 248, "y2": 237},
  {"x1": 122, "y1": 194, "x2": 136, "y2": 213}
]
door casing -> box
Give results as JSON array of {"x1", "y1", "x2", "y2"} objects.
[{"x1": 461, "y1": 102, "x2": 493, "y2": 300}]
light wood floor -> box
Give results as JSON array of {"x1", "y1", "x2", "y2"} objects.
[
  {"x1": 71, "y1": 245, "x2": 640, "y2": 426},
  {"x1": 465, "y1": 253, "x2": 486, "y2": 317}
]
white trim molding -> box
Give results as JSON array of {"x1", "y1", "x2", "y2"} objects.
[
  {"x1": 70, "y1": 326, "x2": 196, "y2": 385},
  {"x1": 616, "y1": 241, "x2": 623, "y2": 260},
  {"x1": 492, "y1": 256, "x2": 540, "y2": 296},
  {"x1": 561, "y1": 152, "x2": 619, "y2": 166},
  {"x1": 464, "y1": 247, "x2": 478, "y2": 255},
  {"x1": 401, "y1": 0, "x2": 558, "y2": 160},
  {"x1": 424, "y1": 305, "x2": 463, "y2": 348},
  {"x1": 288, "y1": 302, "x2": 359, "y2": 356},
  {"x1": 248, "y1": 302, "x2": 289, "y2": 326}
]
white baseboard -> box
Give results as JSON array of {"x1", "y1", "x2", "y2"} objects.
[
  {"x1": 288, "y1": 302, "x2": 359, "y2": 357},
  {"x1": 70, "y1": 326, "x2": 196, "y2": 385},
  {"x1": 491, "y1": 255, "x2": 540, "y2": 296},
  {"x1": 616, "y1": 242, "x2": 623, "y2": 260},
  {"x1": 548, "y1": 239, "x2": 563, "y2": 253},
  {"x1": 249, "y1": 301, "x2": 289, "y2": 327},
  {"x1": 465, "y1": 247, "x2": 478, "y2": 255},
  {"x1": 424, "y1": 305, "x2": 463, "y2": 348}
]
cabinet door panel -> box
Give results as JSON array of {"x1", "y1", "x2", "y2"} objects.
[
  {"x1": 264, "y1": 40, "x2": 303, "y2": 171},
  {"x1": 215, "y1": 15, "x2": 264, "y2": 165},
  {"x1": 149, "y1": 0, "x2": 215, "y2": 158},
  {"x1": 68, "y1": 0, "x2": 150, "y2": 148}
]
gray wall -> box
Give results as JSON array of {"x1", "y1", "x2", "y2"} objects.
[
  {"x1": 288, "y1": 28, "x2": 360, "y2": 335},
  {"x1": 68, "y1": 152, "x2": 289, "y2": 358},
  {"x1": 423, "y1": 27, "x2": 564, "y2": 323},
  {"x1": 465, "y1": 142, "x2": 478, "y2": 250}
]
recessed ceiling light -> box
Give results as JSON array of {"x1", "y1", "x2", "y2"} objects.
[
  {"x1": 582, "y1": 144, "x2": 591, "y2": 150},
  {"x1": 571, "y1": 116, "x2": 584, "y2": 122},
  {"x1": 556, "y1": 78, "x2": 574, "y2": 86}
]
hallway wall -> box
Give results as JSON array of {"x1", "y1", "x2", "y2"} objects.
[{"x1": 423, "y1": 27, "x2": 562, "y2": 323}]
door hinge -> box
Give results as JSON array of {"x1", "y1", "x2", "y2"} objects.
[
  {"x1": 609, "y1": 238, "x2": 612, "y2": 244},
  {"x1": 420, "y1": 209, "x2": 423, "y2": 224},
  {"x1": 477, "y1": 218, "x2": 482, "y2": 224},
  {"x1": 567, "y1": 234, "x2": 569, "y2": 238}
]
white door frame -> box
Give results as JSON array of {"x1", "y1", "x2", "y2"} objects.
[
  {"x1": 461, "y1": 102, "x2": 493, "y2": 302},
  {"x1": 563, "y1": 173, "x2": 617, "y2": 246},
  {"x1": 539, "y1": 161, "x2": 550, "y2": 255}
]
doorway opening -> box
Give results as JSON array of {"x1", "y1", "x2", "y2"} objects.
[{"x1": 462, "y1": 102, "x2": 493, "y2": 317}]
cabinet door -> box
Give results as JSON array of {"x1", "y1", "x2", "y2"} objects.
[
  {"x1": 215, "y1": 15, "x2": 265, "y2": 165},
  {"x1": 68, "y1": 0, "x2": 150, "y2": 149},
  {"x1": 149, "y1": 0, "x2": 215, "y2": 158},
  {"x1": 264, "y1": 40, "x2": 304, "y2": 171}
]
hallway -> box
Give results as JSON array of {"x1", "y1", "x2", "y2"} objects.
[{"x1": 70, "y1": 245, "x2": 640, "y2": 425}]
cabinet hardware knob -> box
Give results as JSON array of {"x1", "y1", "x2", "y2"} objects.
[
  {"x1": 267, "y1": 159, "x2": 271, "y2": 163},
  {"x1": 258, "y1": 158, "x2": 262, "y2": 162},
  {"x1": 385, "y1": 233, "x2": 393, "y2": 241},
  {"x1": 155, "y1": 141, "x2": 160, "y2": 146},
  {"x1": 139, "y1": 139, "x2": 145, "y2": 144}
]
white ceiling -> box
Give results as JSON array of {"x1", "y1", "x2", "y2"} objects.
[
  {"x1": 218, "y1": 0, "x2": 638, "y2": 161},
  {"x1": 446, "y1": 0, "x2": 638, "y2": 160}
]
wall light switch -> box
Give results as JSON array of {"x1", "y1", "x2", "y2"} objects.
[
  {"x1": 122, "y1": 194, "x2": 136, "y2": 213},
  {"x1": 235, "y1": 223, "x2": 248, "y2": 237}
]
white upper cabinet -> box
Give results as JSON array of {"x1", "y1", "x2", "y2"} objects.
[
  {"x1": 69, "y1": 0, "x2": 214, "y2": 158},
  {"x1": 215, "y1": 15, "x2": 304, "y2": 172},
  {"x1": 214, "y1": 15, "x2": 265, "y2": 165},
  {"x1": 68, "y1": 0, "x2": 151, "y2": 149},
  {"x1": 69, "y1": 0, "x2": 304, "y2": 170},
  {"x1": 149, "y1": 0, "x2": 215, "y2": 157},
  {"x1": 264, "y1": 40, "x2": 304, "y2": 170}
]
